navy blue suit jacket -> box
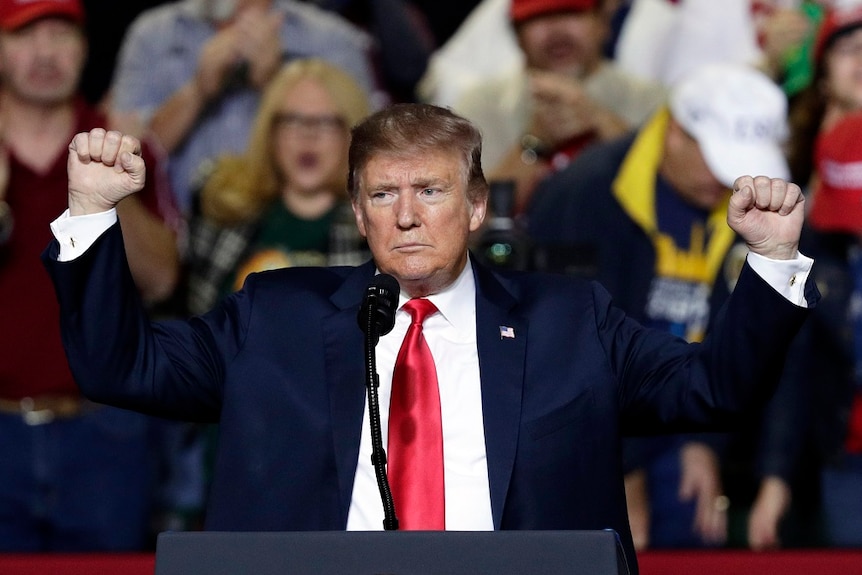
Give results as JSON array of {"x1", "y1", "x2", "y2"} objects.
[{"x1": 43, "y1": 223, "x2": 813, "y2": 572}]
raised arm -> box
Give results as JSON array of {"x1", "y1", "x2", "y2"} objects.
[{"x1": 45, "y1": 128, "x2": 225, "y2": 421}]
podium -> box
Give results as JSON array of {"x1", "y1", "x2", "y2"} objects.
[{"x1": 155, "y1": 530, "x2": 629, "y2": 575}]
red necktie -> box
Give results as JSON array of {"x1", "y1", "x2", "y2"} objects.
[{"x1": 388, "y1": 298, "x2": 445, "y2": 530}]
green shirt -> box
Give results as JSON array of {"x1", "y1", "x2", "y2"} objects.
[{"x1": 227, "y1": 200, "x2": 337, "y2": 294}]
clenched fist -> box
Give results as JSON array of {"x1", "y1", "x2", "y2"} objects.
[
  {"x1": 67, "y1": 129, "x2": 146, "y2": 216},
  {"x1": 728, "y1": 176, "x2": 805, "y2": 261}
]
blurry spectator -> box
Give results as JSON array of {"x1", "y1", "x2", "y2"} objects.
[
  {"x1": 182, "y1": 58, "x2": 370, "y2": 519},
  {"x1": 417, "y1": 0, "x2": 525, "y2": 109},
  {"x1": 787, "y1": 4, "x2": 862, "y2": 189},
  {"x1": 186, "y1": 58, "x2": 370, "y2": 317},
  {"x1": 527, "y1": 62, "x2": 793, "y2": 550},
  {"x1": 795, "y1": 112, "x2": 862, "y2": 546},
  {"x1": 108, "y1": 0, "x2": 379, "y2": 213},
  {"x1": 418, "y1": 0, "x2": 628, "y2": 109},
  {"x1": 0, "y1": 0, "x2": 181, "y2": 550},
  {"x1": 614, "y1": 0, "x2": 823, "y2": 96},
  {"x1": 746, "y1": 19, "x2": 862, "y2": 542},
  {"x1": 446, "y1": 0, "x2": 664, "y2": 213},
  {"x1": 753, "y1": 0, "x2": 825, "y2": 97},
  {"x1": 299, "y1": 0, "x2": 435, "y2": 102}
]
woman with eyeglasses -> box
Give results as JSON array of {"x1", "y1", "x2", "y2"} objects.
[
  {"x1": 185, "y1": 58, "x2": 372, "y2": 317},
  {"x1": 175, "y1": 59, "x2": 371, "y2": 525}
]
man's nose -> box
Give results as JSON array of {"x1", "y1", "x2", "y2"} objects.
[
  {"x1": 395, "y1": 193, "x2": 420, "y2": 228},
  {"x1": 33, "y1": 30, "x2": 64, "y2": 58}
]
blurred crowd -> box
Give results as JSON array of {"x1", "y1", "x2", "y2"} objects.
[{"x1": 1, "y1": 0, "x2": 861, "y2": 554}]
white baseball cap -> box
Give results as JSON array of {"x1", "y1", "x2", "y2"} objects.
[{"x1": 669, "y1": 62, "x2": 790, "y2": 188}]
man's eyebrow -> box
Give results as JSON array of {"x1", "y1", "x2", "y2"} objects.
[
  {"x1": 367, "y1": 177, "x2": 451, "y2": 191},
  {"x1": 367, "y1": 182, "x2": 399, "y2": 192},
  {"x1": 411, "y1": 177, "x2": 450, "y2": 189}
]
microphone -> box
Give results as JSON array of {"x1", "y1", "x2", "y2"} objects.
[
  {"x1": 357, "y1": 274, "x2": 399, "y2": 344},
  {"x1": 357, "y1": 273, "x2": 401, "y2": 530}
]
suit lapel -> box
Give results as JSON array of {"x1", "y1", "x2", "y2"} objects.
[
  {"x1": 473, "y1": 258, "x2": 527, "y2": 529},
  {"x1": 322, "y1": 261, "x2": 377, "y2": 525}
]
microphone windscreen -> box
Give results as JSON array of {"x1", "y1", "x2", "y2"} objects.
[{"x1": 358, "y1": 274, "x2": 400, "y2": 337}]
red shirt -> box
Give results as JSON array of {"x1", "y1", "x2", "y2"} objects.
[
  {"x1": 0, "y1": 99, "x2": 177, "y2": 399},
  {"x1": 847, "y1": 393, "x2": 862, "y2": 453}
]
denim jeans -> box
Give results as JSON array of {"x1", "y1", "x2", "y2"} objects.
[
  {"x1": 0, "y1": 404, "x2": 153, "y2": 551},
  {"x1": 821, "y1": 452, "x2": 862, "y2": 547},
  {"x1": 646, "y1": 444, "x2": 705, "y2": 548}
]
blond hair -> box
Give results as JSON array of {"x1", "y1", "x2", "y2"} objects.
[{"x1": 201, "y1": 58, "x2": 371, "y2": 225}]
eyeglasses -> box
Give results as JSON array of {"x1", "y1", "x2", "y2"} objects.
[{"x1": 272, "y1": 112, "x2": 346, "y2": 136}]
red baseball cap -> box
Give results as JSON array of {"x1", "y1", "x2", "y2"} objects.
[
  {"x1": 510, "y1": 0, "x2": 599, "y2": 24},
  {"x1": 813, "y1": 6, "x2": 862, "y2": 64},
  {"x1": 0, "y1": 0, "x2": 84, "y2": 31},
  {"x1": 810, "y1": 113, "x2": 862, "y2": 234}
]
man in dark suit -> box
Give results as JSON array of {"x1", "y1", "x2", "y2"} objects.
[{"x1": 43, "y1": 103, "x2": 814, "y2": 573}]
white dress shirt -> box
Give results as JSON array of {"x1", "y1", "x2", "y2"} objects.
[{"x1": 347, "y1": 260, "x2": 494, "y2": 530}]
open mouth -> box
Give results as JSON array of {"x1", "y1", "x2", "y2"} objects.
[{"x1": 297, "y1": 152, "x2": 319, "y2": 169}]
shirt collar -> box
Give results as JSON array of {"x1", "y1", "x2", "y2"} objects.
[
  {"x1": 386, "y1": 255, "x2": 476, "y2": 335},
  {"x1": 423, "y1": 257, "x2": 476, "y2": 336}
]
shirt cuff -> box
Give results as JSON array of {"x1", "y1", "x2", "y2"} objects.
[
  {"x1": 746, "y1": 251, "x2": 813, "y2": 308},
  {"x1": 49, "y1": 208, "x2": 118, "y2": 262}
]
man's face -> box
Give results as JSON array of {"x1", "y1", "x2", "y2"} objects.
[
  {"x1": 352, "y1": 150, "x2": 487, "y2": 298},
  {"x1": 0, "y1": 18, "x2": 85, "y2": 106},
  {"x1": 660, "y1": 120, "x2": 729, "y2": 211},
  {"x1": 515, "y1": 11, "x2": 607, "y2": 77}
]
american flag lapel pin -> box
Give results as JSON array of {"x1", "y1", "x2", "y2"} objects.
[{"x1": 499, "y1": 325, "x2": 515, "y2": 339}]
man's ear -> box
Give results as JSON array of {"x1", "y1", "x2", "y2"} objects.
[
  {"x1": 352, "y1": 200, "x2": 368, "y2": 238},
  {"x1": 469, "y1": 195, "x2": 488, "y2": 233},
  {"x1": 664, "y1": 117, "x2": 689, "y2": 148}
]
